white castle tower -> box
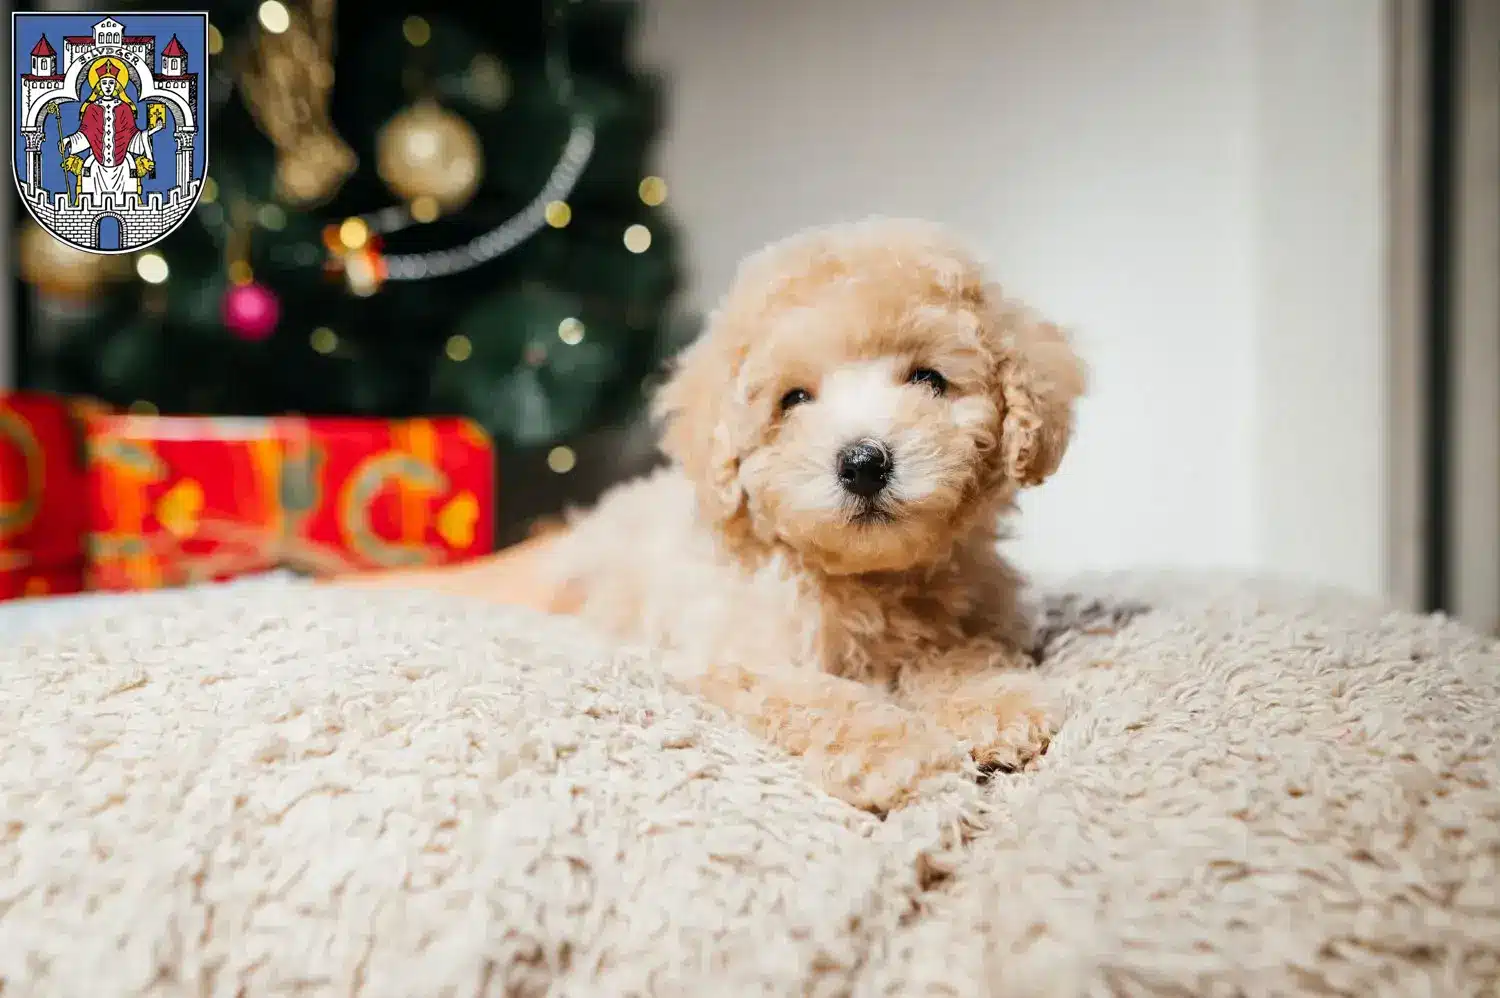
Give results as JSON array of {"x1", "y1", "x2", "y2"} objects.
[
  {"x1": 29, "y1": 34, "x2": 58, "y2": 77},
  {"x1": 16, "y1": 16, "x2": 202, "y2": 251},
  {"x1": 19, "y1": 36, "x2": 65, "y2": 137},
  {"x1": 160, "y1": 34, "x2": 186, "y2": 76}
]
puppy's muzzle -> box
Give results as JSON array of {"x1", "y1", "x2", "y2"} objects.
[{"x1": 837, "y1": 439, "x2": 893, "y2": 499}]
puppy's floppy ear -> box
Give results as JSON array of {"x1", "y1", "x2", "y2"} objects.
[
  {"x1": 651, "y1": 318, "x2": 749, "y2": 527},
  {"x1": 986, "y1": 287, "x2": 1087, "y2": 487}
]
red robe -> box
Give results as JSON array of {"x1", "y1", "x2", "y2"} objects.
[{"x1": 77, "y1": 100, "x2": 139, "y2": 166}]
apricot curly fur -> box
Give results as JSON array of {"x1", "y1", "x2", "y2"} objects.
[{"x1": 547, "y1": 218, "x2": 1086, "y2": 812}]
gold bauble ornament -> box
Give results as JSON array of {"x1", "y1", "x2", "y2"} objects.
[
  {"x1": 16, "y1": 221, "x2": 129, "y2": 298},
  {"x1": 375, "y1": 100, "x2": 484, "y2": 212}
]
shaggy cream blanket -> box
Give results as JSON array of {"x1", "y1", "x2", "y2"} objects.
[{"x1": 1, "y1": 574, "x2": 1497, "y2": 997}]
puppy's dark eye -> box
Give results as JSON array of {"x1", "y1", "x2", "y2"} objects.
[
  {"x1": 908, "y1": 368, "x2": 948, "y2": 395},
  {"x1": 779, "y1": 387, "x2": 812, "y2": 411}
]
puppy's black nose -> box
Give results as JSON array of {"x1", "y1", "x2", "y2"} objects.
[{"x1": 837, "y1": 440, "x2": 892, "y2": 499}]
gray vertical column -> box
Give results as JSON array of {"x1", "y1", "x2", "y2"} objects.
[
  {"x1": 175, "y1": 129, "x2": 195, "y2": 196},
  {"x1": 21, "y1": 129, "x2": 45, "y2": 189}
]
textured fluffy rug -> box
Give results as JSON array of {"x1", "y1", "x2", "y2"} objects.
[{"x1": 1, "y1": 574, "x2": 1497, "y2": 997}]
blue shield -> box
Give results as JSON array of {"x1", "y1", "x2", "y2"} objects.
[{"x1": 11, "y1": 10, "x2": 209, "y2": 254}]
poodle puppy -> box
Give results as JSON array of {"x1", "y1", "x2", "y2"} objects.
[{"x1": 541, "y1": 218, "x2": 1087, "y2": 813}]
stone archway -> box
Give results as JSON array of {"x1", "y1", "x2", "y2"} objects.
[
  {"x1": 128, "y1": 57, "x2": 198, "y2": 196},
  {"x1": 32, "y1": 94, "x2": 72, "y2": 127},
  {"x1": 131, "y1": 58, "x2": 194, "y2": 130},
  {"x1": 23, "y1": 55, "x2": 196, "y2": 133},
  {"x1": 93, "y1": 212, "x2": 125, "y2": 251},
  {"x1": 22, "y1": 59, "x2": 87, "y2": 130},
  {"x1": 24, "y1": 54, "x2": 199, "y2": 197},
  {"x1": 17, "y1": 95, "x2": 76, "y2": 188}
]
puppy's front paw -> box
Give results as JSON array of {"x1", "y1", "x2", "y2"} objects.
[
  {"x1": 941, "y1": 684, "x2": 1059, "y2": 775},
  {"x1": 807, "y1": 707, "x2": 967, "y2": 813}
]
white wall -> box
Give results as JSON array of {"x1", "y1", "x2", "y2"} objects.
[
  {"x1": 1250, "y1": 2, "x2": 1389, "y2": 604},
  {"x1": 638, "y1": 0, "x2": 1392, "y2": 598}
]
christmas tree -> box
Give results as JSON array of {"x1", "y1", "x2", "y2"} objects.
[{"x1": 13, "y1": 0, "x2": 690, "y2": 544}]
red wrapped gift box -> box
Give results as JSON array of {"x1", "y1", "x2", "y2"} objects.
[
  {"x1": 84, "y1": 414, "x2": 496, "y2": 591},
  {"x1": 0, "y1": 393, "x2": 89, "y2": 599}
]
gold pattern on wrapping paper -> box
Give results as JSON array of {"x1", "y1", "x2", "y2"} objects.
[
  {"x1": 436, "y1": 491, "x2": 479, "y2": 548},
  {"x1": 238, "y1": 0, "x2": 357, "y2": 206},
  {"x1": 90, "y1": 517, "x2": 378, "y2": 584},
  {"x1": 156, "y1": 479, "x2": 205, "y2": 539}
]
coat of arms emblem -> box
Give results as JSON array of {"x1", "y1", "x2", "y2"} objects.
[{"x1": 11, "y1": 11, "x2": 207, "y2": 255}]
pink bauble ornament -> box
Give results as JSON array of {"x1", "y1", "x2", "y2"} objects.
[{"x1": 222, "y1": 282, "x2": 281, "y2": 341}]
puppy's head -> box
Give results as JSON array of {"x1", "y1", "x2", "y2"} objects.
[{"x1": 654, "y1": 218, "x2": 1085, "y2": 575}]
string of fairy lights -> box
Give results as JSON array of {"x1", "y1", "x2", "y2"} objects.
[
  {"x1": 86, "y1": 1, "x2": 673, "y2": 476},
  {"x1": 133, "y1": 0, "x2": 664, "y2": 291},
  {"x1": 223, "y1": 1, "x2": 659, "y2": 288}
]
